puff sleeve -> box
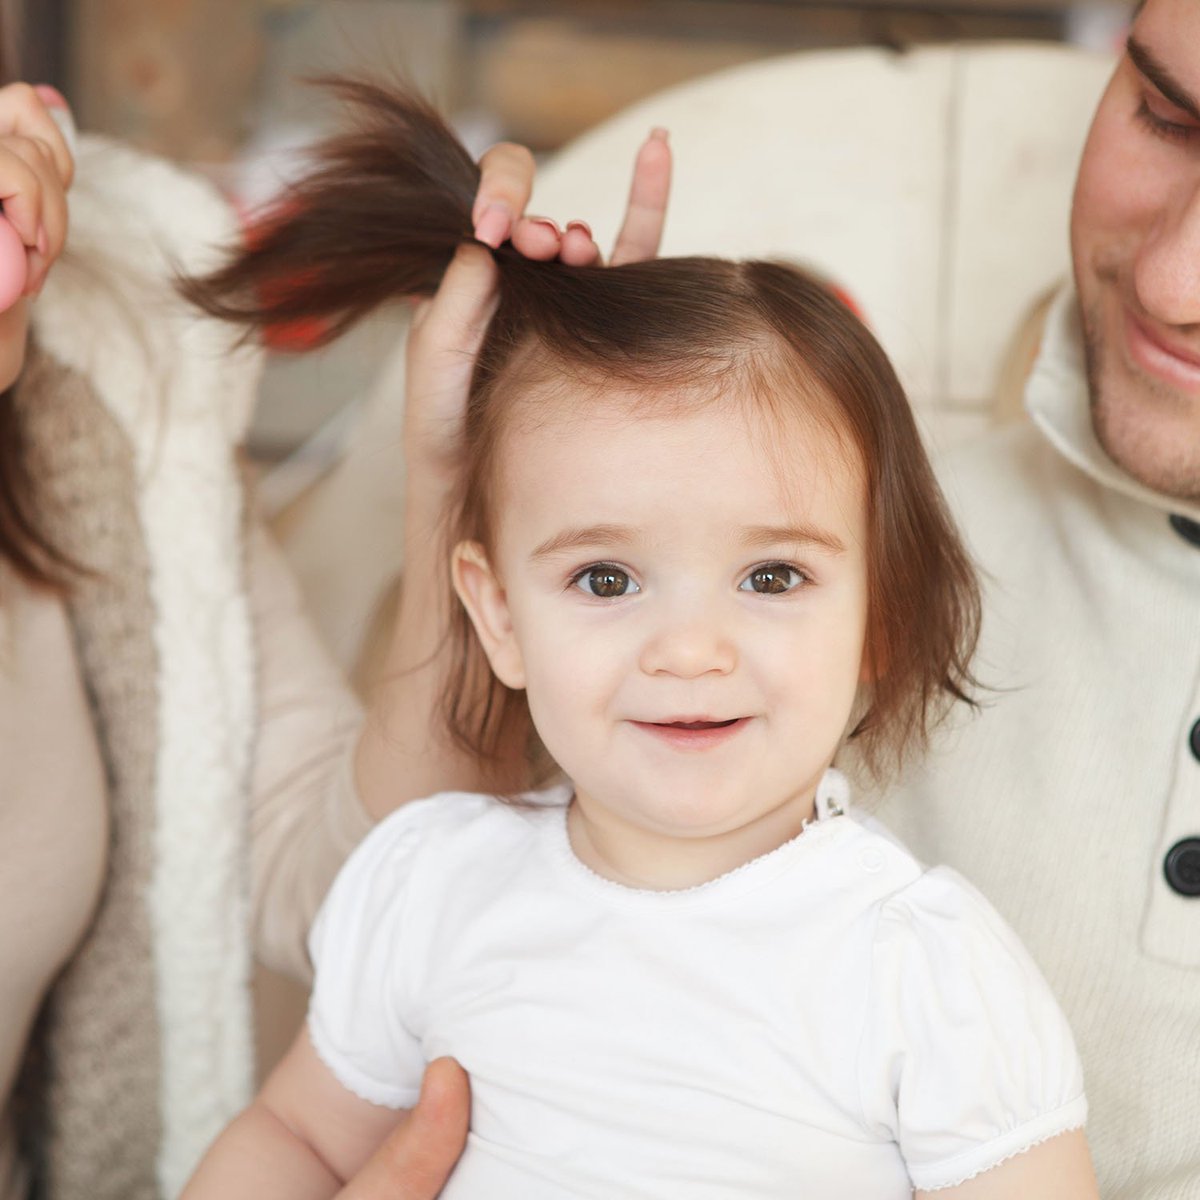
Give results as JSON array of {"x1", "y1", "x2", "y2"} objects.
[
  {"x1": 306, "y1": 802, "x2": 435, "y2": 1110},
  {"x1": 856, "y1": 867, "x2": 1087, "y2": 1192}
]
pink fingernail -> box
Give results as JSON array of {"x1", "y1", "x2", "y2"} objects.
[
  {"x1": 474, "y1": 203, "x2": 511, "y2": 248},
  {"x1": 565, "y1": 220, "x2": 593, "y2": 238},
  {"x1": 34, "y1": 84, "x2": 68, "y2": 111},
  {"x1": 528, "y1": 217, "x2": 561, "y2": 235},
  {"x1": 649, "y1": 127, "x2": 669, "y2": 143}
]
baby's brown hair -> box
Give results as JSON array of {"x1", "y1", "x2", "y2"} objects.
[{"x1": 183, "y1": 81, "x2": 980, "y2": 782}]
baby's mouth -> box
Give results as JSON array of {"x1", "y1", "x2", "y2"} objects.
[{"x1": 659, "y1": 719, "x2": 740, "y2": 731}]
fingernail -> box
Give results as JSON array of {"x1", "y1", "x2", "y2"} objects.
[
  {"x1": 528, "y1": 217, "x2": 561, "y2": 235},
  {"x1": 34, "y1": 84, "x2": 68, "y2": 110},
  {"x1": 565, "y1": 220, "x2": 593, "y2": 238},
  {"x1": 474, "y1": 203, "x2": 511, "y2": 248},
  {"x1": 36, "y1": 224, "x2": 47, "y2": 257},
  {"x1": 649, "y1": 127, "x2": 669, "y2": 143}
]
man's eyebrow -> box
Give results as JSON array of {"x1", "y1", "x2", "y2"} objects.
[
  {"x1": 744, "y1": 524, "x2": 846, "y2": 555},
  {"x1": 530, "y1": 525, "x2": 635, "y2": 560},
  {"x1": 1128, "y1": 36, "x2": 1200, "y2": 122}
]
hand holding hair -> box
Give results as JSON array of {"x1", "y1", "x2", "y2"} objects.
[{"x1": 472, "y1": 126, "x2": 670, "y2": 267}]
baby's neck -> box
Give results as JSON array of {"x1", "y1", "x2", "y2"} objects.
[{"x1": 565, "y1": 789, "x2": 818, "y2": 892}]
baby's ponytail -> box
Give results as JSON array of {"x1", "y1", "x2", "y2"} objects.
[
  {"x1": 180, "y1": 80, "x2": 484, "y2": 342},
  {"x1": 185, "y1": 82, "x2": 983, "y2": 787}
]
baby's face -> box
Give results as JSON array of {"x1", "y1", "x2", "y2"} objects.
[{"x1": 455, "y1": 387, "x2": 870, "y2": 888}]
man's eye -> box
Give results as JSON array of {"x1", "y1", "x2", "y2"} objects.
[
  {"x1": 1136, "y1": 96, "x2": 1199, "y2": 143},
  {"x1": 572, "y1": 565, "x2": 639, "y2": 597},
  {"x1": 739, "y1": 563, "x2": 806, "y2": 595}
]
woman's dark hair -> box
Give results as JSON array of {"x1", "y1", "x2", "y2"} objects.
[{"x1": 183, "y1": 79, "x2": 981, "y2": 781}]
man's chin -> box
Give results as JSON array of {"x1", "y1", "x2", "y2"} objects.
[
  {"x1": 1081, "y1": 310, "x2": 1200, "y2": 501},
  {"x1": 1090, "y1": 389, "x2": 1200, "y2": 502}
]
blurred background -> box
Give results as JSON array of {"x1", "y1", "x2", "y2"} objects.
[{"x1": 22, "y1": 0, "x2": 1128, "y2": 462}]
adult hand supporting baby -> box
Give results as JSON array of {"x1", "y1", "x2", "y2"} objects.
[
  {"x1": 337, "y1": 1058, "x2": 469, "y2": 1200},
  {"x1": 352, "y1": 130, "x2": 674, "y2": 812}
]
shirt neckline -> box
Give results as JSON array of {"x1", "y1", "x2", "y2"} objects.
[{"x1": 528, "y1": 771, "x2": 857, "y2": 912}]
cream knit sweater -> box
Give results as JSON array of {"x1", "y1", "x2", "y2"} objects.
[{"x1": 874, "y1": 289, "x2": 1200, "y2": 1200}]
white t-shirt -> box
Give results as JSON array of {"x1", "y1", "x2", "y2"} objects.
[{"x1": 307, "y1": 775, "x2": 1086, "y2": 1198}]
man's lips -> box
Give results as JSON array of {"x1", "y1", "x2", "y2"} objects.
[{"x1": 1124, "y1": 310, "x2": 1200, "y2": 390}]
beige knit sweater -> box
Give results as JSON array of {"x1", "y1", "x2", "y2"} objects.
[
  {"x1": 1, "y1": 137, "x2": 370, "y2": 1200},
  {"x1": 873, "y1": 290, "x2": 1200, "y2": 1200}
]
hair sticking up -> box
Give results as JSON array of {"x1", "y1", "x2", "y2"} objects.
[
  {"x1": 183, "y1": 79, "x2": 981, "y2": 784},
  {"x1": 179, "y1": 81, "x2": 480, "y2": 341}
]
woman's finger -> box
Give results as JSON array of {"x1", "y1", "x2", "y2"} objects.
[
  {"x1": 559, "y1": 220, "x2": 602, "y2": 267},
  {"x1": 0, "y1": 82, "x2": 73, "y2": 188},
  {"x1": 412, "y1": 241, "x2": 499, "y2": 352},
  {"x1": 509, "y1": 215, "x2": 563, "y2": 261},
  {"x1": 336, "y1": 1058, "x2": 470, "y2": 1200},
  {"x1": 405, "y1": 242, "x2": 501, "y2": 470},
  {"x1": 610, "y1": 128, "x2": 671, "y2": 266},
  {"x1": 473, "y1": 141, "x2": 537, "y2": 248},
  {"x1": 0, "y1": 149, "x2": 43, "y2": 248},
  {"x1": 3, "y1": 135, "x2": 67, "y2": 255}
]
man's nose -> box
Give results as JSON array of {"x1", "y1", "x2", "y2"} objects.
[
  {"x1": 638, "y1": 606, "x2": 737, "y2": 679},
  {"x1": 1134, "y1": 178, "x2": 1200, "y2": 327}
]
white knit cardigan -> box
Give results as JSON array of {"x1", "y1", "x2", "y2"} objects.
[{"x1": 24, "y1": 134, "x2": 261, "y2": 1198}]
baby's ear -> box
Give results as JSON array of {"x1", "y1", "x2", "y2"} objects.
[{"x1": 452, "y1": 541, "x2": 526, "y2": 690}]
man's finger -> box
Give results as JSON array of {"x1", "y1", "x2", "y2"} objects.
[
  {"x1": 474, "y1": 141, "x2": 537, "y2": 247},
  {"x1": 337, "y1": 1058, "x2": 470, "y2": 1200},
  {"x1": 610, "y1": 128, "x2": 671, "y2": 267}
]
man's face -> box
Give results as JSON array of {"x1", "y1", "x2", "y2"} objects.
[{"x1": 1071, "y1": 0, "x2": 1200, "y2": 501}]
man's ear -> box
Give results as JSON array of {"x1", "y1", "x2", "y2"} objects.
[{"x1": 452, "y1": 540, "x2": 526, "y2": 690}]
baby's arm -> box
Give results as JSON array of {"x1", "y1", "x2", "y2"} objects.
[
  {"x1": 181, "y1": 1029, "x2": 411, "y2": 1200},
  {"x1": 915, "y1": 1128, "x2": 1097, "y2": 1199}
]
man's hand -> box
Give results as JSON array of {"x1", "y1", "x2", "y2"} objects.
[{"x1": 337, "y1": 1058, "x2": 470, "y2": 1200}]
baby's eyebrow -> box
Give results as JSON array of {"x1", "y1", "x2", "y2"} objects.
[
  {"x1": 743, "y1": 524, "x2": 846, "y2": 555},
  {"x1": 530, "y1": 525, "x2": 636, "y2": 560}
]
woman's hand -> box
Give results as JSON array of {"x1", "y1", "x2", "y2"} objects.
[
  {"x1": 403, "y1": 129, "x2": 673, "y2": 488},
  {"x1": 0, "y1": 82, "x2": 75, "y2": 390},
  {"x1": 336, "y1": 1058, "x2": 470, "y2": 1200},
  {"x1": 355, "y1": 129, "x2": 672, "y2": 815}
]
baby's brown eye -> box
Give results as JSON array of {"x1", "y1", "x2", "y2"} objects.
[
  {"x1": 741, "y1": 564, "x2": 802, "y2": 594},
  {"x1": 575, "y1": 565, "x2": 637, "y2": 597}
]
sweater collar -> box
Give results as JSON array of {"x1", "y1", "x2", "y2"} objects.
[{"x1": 1026, "y1": 287, "x2": 1200, "y2": 527}]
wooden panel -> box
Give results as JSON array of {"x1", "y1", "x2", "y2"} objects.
[
  {"x1": 71, "y1": 0, "x2": 267, "y2": 162},
  {"x1": 463, "y1": 1, "x2": 1061, "y2": 149}
]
